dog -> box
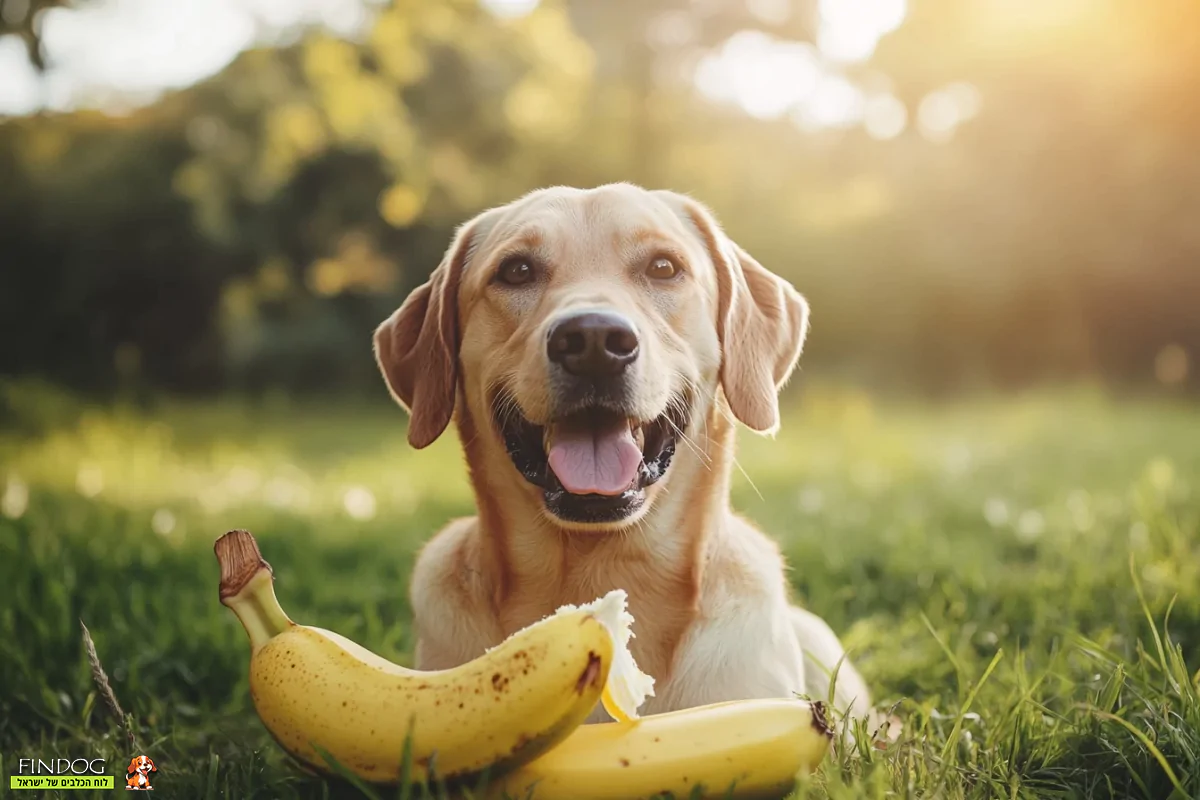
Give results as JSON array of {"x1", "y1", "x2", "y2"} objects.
[
  {"x1": 375, "y1": 183, "x2": 876, "y2": 727},
  {"x1": 124, "y1": 755, "x2": 155, "y2": 790}
]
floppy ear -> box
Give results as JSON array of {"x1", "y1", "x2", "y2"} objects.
[
  {"x1": 374, "y1": 217, "x2": 486, "y2": 449},
  {"x1": 126, "y1": 759, "x2": 139, "y2": 775},
  {"x1": 148, "y1": 759, "x2": 157, "y2": 772},
  {"x1": 673, "y1": 198, "x2": 809, "y2": 433}
]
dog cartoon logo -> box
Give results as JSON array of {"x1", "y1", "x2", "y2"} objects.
[{"x1": 124, "y1": 755, "x2": 156, "y2": 791}]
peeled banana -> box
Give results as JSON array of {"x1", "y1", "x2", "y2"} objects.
[
  {"x1": 487, "y1": 697, "x2": 832, "y2": 800},
  {"x1": 214, "y1": 529, "x2": 624, "y2": 785}
]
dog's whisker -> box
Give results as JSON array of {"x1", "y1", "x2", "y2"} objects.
[
  {"x1": 664, "y1": 405, "x2": 712, "y2": 470},
  {"x1": 487, "y1": 377, "x2": 525, "y2": 429},
  {"x1": 682, "y1": 378, "x2": 716, "y2": 447},
  {"x1": 710, "y1": 401, "x2": 765, "y2": 499},
  {"x1": 733, "y1": 457, "x2": 764, "y2": 502},
  {"x1": 693, "y1": 384, "x2": 765, "y2": 501},
  {"x1": 671, "y1": 426, "x2": 711, "y2": 470},
  {"x1": 493, "y1": 391, "x2": 519, "y2": 427},
  {"x1": 677, "y1": 424, "x2": 709, "y2": 463}
]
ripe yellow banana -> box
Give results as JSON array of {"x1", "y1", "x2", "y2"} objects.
[
  {"x1": 486, "y1": 697, "x2": 832, "y2": 800},
  {"x1": 214, "y1": 529, "x2": 623, "y2": 785}
]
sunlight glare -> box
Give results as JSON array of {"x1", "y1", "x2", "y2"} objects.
[
  {"x1": 0, "y1": 37, "x2": 42, "y2": 115},
  {"x1": 797, "y1": 487, "x2": 825, "y2": 515},
  {"x1": 746, "y1": 0, "x2": 791, "y2": 26},
  {"x1": 917, "y1": 82, "x2": 983, "y2": 143},
  {"x1": 1, "y1": 474, "x2": 28, "y2": 519},
  {"x1": 863, "y1": 93, "x2": 908, "y2": 139},
  {"x1": 792, "y1": 73, "x2": 864, "y2": 130},
  {"x1": 0, "y1": 0, "x2": 373, "y2": 115},
  {"x1": 983, "y1": 497, "x2": 1010, "y2": 528},
  {"x1": 918, "y1": 92, "x2": 958, "y2": 142},
  {"x1": 76, "y1": 464, "x2": 105, "y2": 498},
  {"x1": 1016, "y1": 509, "x2": 1046, "y2": 542},
  {"x1": 647, "y1": 11, "x2": 695, "y2": 48},
  {"x1": 343, "y1": 485, "x2": 377, "y2": 521},
  {"x1": 479, "y1": 0, "x2": 540, "y2": 19},
  {"x1": 947, "y1": 81, "x2": 983, "y2": 119},
  {"x1": 151, "y1": 508, "x2": 177, "y2": 536},
  {"x1": 818, "y1": 0, "x2": 907, "y2": 63},
  {"x1": 695, "y1": 31, "x2": 821, "y2": 120},
  {"x1": 36, "y1": 0, "x2": 256, "y2": 108},
  {"x1": 696, "y1": 2, "x2": 913, "y2": 133}
]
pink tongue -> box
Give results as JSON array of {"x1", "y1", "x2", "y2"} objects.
[{"x1": 547, "y1": 420, "x2": 642, "y2": 496}]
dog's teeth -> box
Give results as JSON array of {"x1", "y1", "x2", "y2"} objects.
[
  {"x1": 633, "y1": 425, "x2": 646, "y2": 450},
  {"x1": 543, "y1": 424, "x2": 553, "y2": 452}
]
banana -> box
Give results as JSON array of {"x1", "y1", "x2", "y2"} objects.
[
  {"x1": 548, "y1": 593, "x2": 656, "y2": 724},
  {"x1": 214, "y1": 529, "x2": 620, "y2": 785},
  {"x1": 486, "y1": 697, "x2": 833, "y2": 800}
]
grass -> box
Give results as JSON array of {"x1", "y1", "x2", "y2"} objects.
[{"x1": 1, "y1": 379, "x2": 1198, "y2": 799}]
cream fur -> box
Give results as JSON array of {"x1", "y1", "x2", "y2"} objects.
[{"x1": 376, "y1": 183, "x2": 874, "y2": 727}]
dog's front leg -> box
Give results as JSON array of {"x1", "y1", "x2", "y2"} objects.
[{"x1": 790, "y1": 605, "x2": 873, "y2": 722}]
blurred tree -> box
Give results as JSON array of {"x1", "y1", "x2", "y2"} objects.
[
  {"x1": 0, "y1": 0, "x2": 1197, "y2": 397},
  {"x1": 0, "y1": 109, "x2": 232, "y2": 393}
]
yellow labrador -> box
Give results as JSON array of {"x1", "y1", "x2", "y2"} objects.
[{"x1": 375, "y1": 183, "x2": 873, "y2": 725}]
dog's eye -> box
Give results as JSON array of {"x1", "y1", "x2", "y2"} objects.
[
  {"x1": 498, "y1": 258, "x2": 535, "y2": 286},
  {"x1": 646, "y1": 257, "x2": 679, "y2": 280}
]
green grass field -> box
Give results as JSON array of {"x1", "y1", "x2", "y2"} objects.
[{"x1": 2, "y1": 381, "x2": 1198, "y2": 799}]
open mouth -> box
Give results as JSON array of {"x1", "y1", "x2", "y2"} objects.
[{"x1": 494, "y1": 394, "x2": 688, "y2": 524}]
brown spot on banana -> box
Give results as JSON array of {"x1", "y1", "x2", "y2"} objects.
[
  {"x1": 574, "y1": 651, "x2": 603, "y2": 694},
  {"x1": 809, "y1": 701, "x2": 833, "y2": 739}
]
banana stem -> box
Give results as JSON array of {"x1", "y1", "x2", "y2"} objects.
[{"x1": 215, "y1": 529, "x2": 294, "y2": 648}]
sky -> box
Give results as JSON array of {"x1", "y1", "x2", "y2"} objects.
[
  {"x1": 0, "y1": 0, "x2": 962, "y2": 140},
  {"x1": 0, "y1": 0, "x2": 374, "y2": 115}
]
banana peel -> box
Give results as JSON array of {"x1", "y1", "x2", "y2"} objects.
[{"x1": 215, "y1": 529, "x2": 832, "y2": 796}]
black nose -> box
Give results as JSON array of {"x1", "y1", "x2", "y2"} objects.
[{"x1": 547, "y1": 311, "x2": 640, "y2": 377}]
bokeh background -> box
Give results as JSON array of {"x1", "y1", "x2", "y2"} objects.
[
  {"x1": 2, "y1": 0, "x2": 1197, "y2": 399},
  {"x1": 2, "y1": 1, "x2": 1199, "y2": 797}
]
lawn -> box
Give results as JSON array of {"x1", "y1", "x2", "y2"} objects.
[{"x1": 1, "y1": 381, "x2": 1198, "y2": 799}]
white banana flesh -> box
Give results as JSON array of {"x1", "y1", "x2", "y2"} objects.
[{"x1": 549, "y1": 591, "x2": 656, "y2": 723}]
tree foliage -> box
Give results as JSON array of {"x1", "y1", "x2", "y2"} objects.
[{"x1": 1, "y1": 0, "x2": 1197, "y2": 397}]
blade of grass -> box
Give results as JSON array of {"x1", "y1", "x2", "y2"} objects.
[
  {"x1": 79, "y1": 619, "x2": 138, "y2": 752},
  {"x1": 397, "y1": 717, "x2": 415, "y2": 800},
  {"x1": 1129, "y1": 553, "x2": 1168, "y2": 679},
  {"x1": 204, "y1": 752, "x2": 219, "y2": 800},
  {"x1": 311, "y1": 744, "x2": 383, "y2": 800},
  {"x1": 1088, "y1": 708, "x2": 1186, "y2": 797},
  {"x1": 468, "y1": 764, "x2": 493, "y2": 800},
  {"x1": 938, "y1": 649, "x2": 1003, "y2": 771},
  {"x1": 920, "y1": 613, "x2": 963, "y2": 685}
]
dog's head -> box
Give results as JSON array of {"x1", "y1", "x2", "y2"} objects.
[
  {"x1": 375, "y1": 184, "x2": 808, "y2": 529},
  {"x1": 126, "y1": 755, "x2": 156, "y2": 775}
]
